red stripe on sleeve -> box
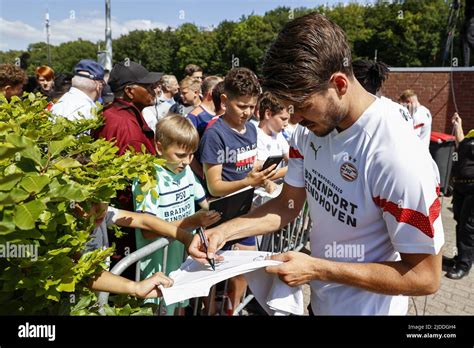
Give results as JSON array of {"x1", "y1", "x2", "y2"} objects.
[
  {"x1": 414, "y1": 123, "x2": 425, "y2": 129},
  {"x1": 289, "y1": 147, "x2": 304, "y2": 159},
  {"x1": 373, "y1": 187, "x2": 441, "y2": 238}
]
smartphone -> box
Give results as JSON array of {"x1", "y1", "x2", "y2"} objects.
[{"x1": 260, "y1": 155, "x2": 283, "y2": 171}]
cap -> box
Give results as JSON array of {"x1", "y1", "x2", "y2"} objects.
[
  {"x1": 108, "y1": 61, "x2": 163, "y2": 92},
  {"x1": 73, "y1": 59, "x2": 105, "y2": 81}
]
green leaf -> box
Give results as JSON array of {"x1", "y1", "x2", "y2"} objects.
[
  {"x1": 57, "y1": 280, "x2": 75, "y2": 292},
  {"x1": 50, "y1": 136, "x2": 75, "y2": 158},
  {"x1": 71, "y1": 294, "x2": 92, "y2": 311},
  {"x1": 0, "y1": 173, "x2": 23, "y2": 191},
  {"x1": 118, "y1": 303, "x2": 132, "y2": 316},
  {"x1": 0, "y1": 221, "x2": 15, "y2": 235},
  {"x1": 102, "y1": 303, "x2": 117, "y2": 316},
  {"x1": 48, "y1": 247, "x2": 72, "y2": 256},
  {"x1": 5, "y1": 134, "x2": 44, "y2": 167},
  {"x1": 13, "y1": 199, "x2": 47, "y2": 230},
  {"x1": 19, "y1": 174, "x2": 50, "y2": 193},
  {"x1": 0, "y1": 144, "x2": 24, "y2": 161},
  {"x1": 45, "y1": 287, "x2": 61, "y2": 302},
  {"x1": 0, "y1": 188, "x2": 30, "y2": 204},
  {"x1": 54, "y1": 158, "x2": 82, "y2": 170},
  {"x1": 49, "y1": 180, "x2": 88, "y2": 201}
]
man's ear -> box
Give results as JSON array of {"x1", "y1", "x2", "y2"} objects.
[
  {"x1": 124, "y1": 86, "x2": 134, "y2": 100},
  {"x1": 155, "y1": 141, "x2": 163, "y2": 156},
  {"x1": 264, "y1": 109, "x2": 272, "y2": 120},
  {"x1": 220, "y1": 93, "x2": 228, "y2": 106},
  {"x1": 330, "y1": 73, "x2": 349, "y2": 97}
]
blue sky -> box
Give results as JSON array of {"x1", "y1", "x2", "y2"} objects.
[{"x1": 0, "y1": 0, "x2": 373, "y2": 51}]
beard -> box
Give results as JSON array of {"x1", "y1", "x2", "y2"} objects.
[{"x1": 300, "y1": 98, "x2": 347, "y2": 137}]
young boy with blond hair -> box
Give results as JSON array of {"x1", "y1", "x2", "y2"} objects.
[{"x1": 133, "y1": 114, "x2": 220, "y2": 314}]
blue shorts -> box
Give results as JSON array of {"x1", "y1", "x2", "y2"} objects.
[{"x1": 221, "y1": 236, "x2": 256, "y2": 250}]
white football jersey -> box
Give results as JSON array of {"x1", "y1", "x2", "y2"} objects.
[
  {"x1": 285, "y1": 97, "x2": 444, "y2": 315},
  {"x1": 412, "y1": 105, "x2": 432, "y2": 148}
]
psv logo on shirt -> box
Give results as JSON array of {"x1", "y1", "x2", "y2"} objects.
[{"x1": 340, "y1": 162, "x2": 358, "y2": 182}]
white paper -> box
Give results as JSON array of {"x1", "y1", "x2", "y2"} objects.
[{"x1": 160, "y1": 250, "x2": 281, "y2": 306}]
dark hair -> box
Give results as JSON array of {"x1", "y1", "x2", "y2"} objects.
[
  {"x1": 224, "y1": 67, "x2": 260, "y2": 99},
  {"x1": 352, "y1": 59, "x2": 389, "y2": 94},
  {"x1": 0, "y1": 64, "x2": 27, "y2": 88},
  {"x1": 258, "y1": 91, "x2": 285, "y2": 118},
  {"x1": 52, "y1": 73, "x2": 73, "y2": 100},
  {"x1": 212, "y1": 81, "x2": 225, "y2": 112},
  {"x1": 184, "y1": 64, "x2": 203, "y2": 76},
  {"x1": 262, "y1": 12, "x2": 353, "y2": 104}
]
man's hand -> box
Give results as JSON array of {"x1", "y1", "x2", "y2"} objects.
[
  {"x1": 451, "y1": 112, "x2": 462, "y2": 128},
  {"x1": 245, "y1": 164, "x2": 277, "y2": 188},
  {"x1": 187, "y1": 227, "x2": 226, "y2": 265},
  {"x1": 189, "y1": 210, "x2": 222, "y2": 228},
  {"x1": 133, "y1": 272, "x2": 174, "y2": 298},
  {"x1": 265, "y1": 251, "x2": 320, "y2": 287}
]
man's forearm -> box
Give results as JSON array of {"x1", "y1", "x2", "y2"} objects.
[
  {"x1": 215, "y1": 194, "x2": 301, "y2": 242},
  {"x1": 310, "y1": 255, "x2": 440, "y2": 296},
  {"x1": 454, "y1": 126, "x2": 465, "y2": 145}
]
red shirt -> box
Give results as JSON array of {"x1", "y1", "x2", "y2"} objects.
[{"x1": 94, "y1": 99, "x2": 156, "y2": 155}]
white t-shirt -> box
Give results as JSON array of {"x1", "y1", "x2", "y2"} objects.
[
  {"x1": 412, "y1": 105, "x2": 432, "y2": 147},
  {"x1": 256, "y1": 127, "x2": 289, "y2": 165},
  {"x1": 285, "y1": 97, "x2": 444, "y2": 315},
  {"x1": 51, "y1": 87, "x2": 98, "y2": 120},
  {"x1": 380, "y1": 96, "x2": 414, "y2": 129}
]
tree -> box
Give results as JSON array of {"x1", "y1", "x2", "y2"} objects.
[
  {"x1": 138, "y1": 28, "x2": 176, "y2": 73},
  {"x1": 51, "y1": 40, "x2": 98, "y2": 74},
  {"x1": 113, "y1": 30, "x2": 148, "y2": 67},
  {"x1": 224, "y1": 15, "x2": 276, "y2": 75},
  {"x1": 173, "y1": 23, "x2": 219, "y2": 79},
  {"x1": 360, "y1": 0, "x2": 448, "y2": 66}
]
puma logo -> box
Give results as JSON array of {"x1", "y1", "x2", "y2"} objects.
[{"x1": 310, "y1": 142, "x2": 322, "y2": 160}]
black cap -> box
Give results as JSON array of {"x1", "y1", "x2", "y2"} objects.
[{"x1": 108, "y1": 61, "x2": 163, "y2": 92}]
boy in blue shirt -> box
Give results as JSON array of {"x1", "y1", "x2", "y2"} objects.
[{"x1": 198, "y1": 67, "x2": 277, "y2": 312}]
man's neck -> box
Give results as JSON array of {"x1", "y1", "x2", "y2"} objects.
[
  {"x1": 75, "y1": 87, "x2": 97, "y2": 102},
  {"x1": 163, "y1": 91, "x2": 174, "y2": 101},
  {"x1": 258, "y1": 122, "x2": 272, "y2": 136},
  {"x1": 200, "y1": 100, "x2": 215, "y2": 115},
  {"x1": 192, "y1": 98, "x2": 201, "y2": 107},
  {"x1": 338, "y1": 83, "x2": 376, "y2": 131}
]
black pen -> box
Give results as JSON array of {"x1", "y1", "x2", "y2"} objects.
[{"x1": 197, "y1": 227, "x2": 215, "y2": 271}]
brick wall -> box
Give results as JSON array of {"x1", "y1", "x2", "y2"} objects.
[{"x1": 381, "y1": 68, "x2": 474, "y2": 134}]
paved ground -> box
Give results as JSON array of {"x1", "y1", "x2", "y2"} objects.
[
  {"x1": 300, "y1": 195, "x2": 474, "y2": 315},
  {"x1": 408, "y1": 196, "x2": 474, "y2": 315}
]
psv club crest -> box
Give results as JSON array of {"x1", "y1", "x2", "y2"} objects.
[{"x1": 340, "y1": 162, "x2": 358, "y2": 182}]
